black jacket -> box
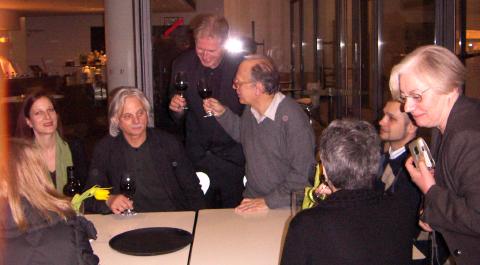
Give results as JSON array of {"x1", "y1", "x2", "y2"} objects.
[
  {"x1": 424, "y1": 95, "x2": 480, "y2": 265},
  {"x1": 85, "y1": 128, "x2": 205, "y2": 213},
  {"x1": 281, "y1": 189, "x2": 416, "y2": 265},
  {"x1": 170, "y1": 50, "x2": 245, "y2": 167},
  {"x1": 1, "y1": 202, "x2": 99, "y2": 265}
]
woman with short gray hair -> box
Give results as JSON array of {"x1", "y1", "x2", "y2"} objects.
[{"x1": 281, "y1": 119, "x2": 417, "y2": 265}]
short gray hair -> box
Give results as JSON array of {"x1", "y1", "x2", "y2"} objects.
[
  {"x1": 389, "y1": 45, "x2": 465, "y2": 100},
  {"x1": 245, "y1": 55, "x2": 280, "y2": 95},
  {"x1": 192, "y1": 14, "x2": 229, "y2": 42},
  {"x1": 319, "y1": 119, "x2": 381, "y2": 190},
  {"x1": 108, "y1": 87, "x2": 151, "y2": 137}
]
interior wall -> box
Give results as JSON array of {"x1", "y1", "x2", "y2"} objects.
[
  {"x1": 25, "y1": 14, "x2": 104, "y2": 75},
  {"x1": 224, "y1": 0, "x2": 290, "y2": 73},
  {"x1": 151, "y1": 0, "x2": 224, "y2": 25}
]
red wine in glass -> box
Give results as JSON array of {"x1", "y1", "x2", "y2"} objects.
[
  {"x1": 175, "y1": 71, "x2": 188, "y2": 110},
  {"x1": 197, "y1": 78, "x2": 214, "y2": 117},
  {"x1": 120, "y1": 174, "x2": 137, "y2": 216}
]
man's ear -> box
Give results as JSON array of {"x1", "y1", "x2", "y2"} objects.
[
  {"x1": 407, "y1": 121, "x2": 417, "y2": 135},
  {"x1": 255, "y1": 82, "x2": 265, "y2": 96}
]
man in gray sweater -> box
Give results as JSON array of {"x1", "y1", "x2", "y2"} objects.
[{"x1": 203, "y1": 55, "x2": 316, "y2": 212}]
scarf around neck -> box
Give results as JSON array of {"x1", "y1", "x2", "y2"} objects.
[{"x1": 54, "y1": 132, "x2": 73, "y2": 193}]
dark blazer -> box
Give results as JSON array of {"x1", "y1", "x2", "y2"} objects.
[
  {"x1": 281, "y1": 189, "x2": 416, "y2": 265},
  {"x1": 424, "y1": 95, "x2": 480, "y2": 265},
  {"x1": 384, "y1": 150, "x2": 422, "y2": 238},
  {"x1": 84, "y1": 128, "x2": 205, "y2": 213},
  {"x1": 1, "y1": 202, "x2": 99, "y2": 265},
  {"x1": 170, "y1": 50, "x2": 245, "y2": 166}
]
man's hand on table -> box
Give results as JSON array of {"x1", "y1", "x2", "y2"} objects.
[
  {"x1": 235, "y1": 198, "x2": 269, "y2": 213},
  {"x1": 106, "y1": 194, "x2": 134, "y2": 214}
]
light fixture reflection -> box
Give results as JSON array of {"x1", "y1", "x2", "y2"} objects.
[{"x1": 224, "y1": 38, "x2": 244, "y2": 54}]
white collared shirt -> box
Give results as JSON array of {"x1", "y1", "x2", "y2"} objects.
[
  {"x1": 389, "y1": 146, "x2": 406, "y2": 160},
  {"x1": 250, "y1": 92, "x2": 285, "y2": 123}
]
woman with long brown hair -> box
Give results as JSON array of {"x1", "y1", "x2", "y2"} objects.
[
  {"x1": 0, "y1": 138, "x2": 98, "y2": 265},
  {"x1": 15, "y1": 89, "x2": 88, "y2": 192}
]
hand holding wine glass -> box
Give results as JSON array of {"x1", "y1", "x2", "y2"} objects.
[
  {"x1": 174, "y1": 71, "x2": 188, "y2": 110},
  {"x1": 119, "y1": 173, "x2": 137, "y2": 216},
  {"x1": 197, "y1": 78, "x2": 214, "y2": 117}
]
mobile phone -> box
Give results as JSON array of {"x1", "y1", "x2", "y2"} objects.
[{"x1": 408, "y1": 137, "x2": 435, "y2": 169}]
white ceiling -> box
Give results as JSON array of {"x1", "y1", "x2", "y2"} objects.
[{"x1": 0, "y1": 0, "x2": 195, "y2": 16}]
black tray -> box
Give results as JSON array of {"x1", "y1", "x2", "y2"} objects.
[{"x1": 109, "y1": 227, "x2": 192, "y2": 256}]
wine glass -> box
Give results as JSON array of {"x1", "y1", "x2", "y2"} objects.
[
  {"x1": 119, "y1": 173, "x2": 137, "y2": 216},
  {"x1": 197, "y1": 78, "x2": 214, "y2": 117},
  {"x1": 175, "y1": 71, "x2": 188, "y2": 110}
]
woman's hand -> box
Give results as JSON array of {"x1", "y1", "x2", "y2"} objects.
[
  {"x1": 203, "y1": 98, "x2": 226, "y2": 117},
  {"x1": 405, "y1": 156, "x2": 436, "y2": 194}
]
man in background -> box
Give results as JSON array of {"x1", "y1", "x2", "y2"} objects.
[{"x1": 169, "y1": 14, "x2": 245, "y2": 208}]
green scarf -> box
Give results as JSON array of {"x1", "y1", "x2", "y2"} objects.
[{"x1": 55, "y1": 132, "x2": 73, "y2": 193}]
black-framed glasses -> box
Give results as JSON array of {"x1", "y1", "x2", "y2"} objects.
[{"x1": 398, "y1": 88, "x2": 431, "y2": 104}]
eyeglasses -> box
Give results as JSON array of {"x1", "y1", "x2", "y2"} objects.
[
  {"x1": 233, "y1": 79, "x2": 255, "y2": 89},
  {"x1": 398, "y1": 88, "x2": 431, "y2": 104}
]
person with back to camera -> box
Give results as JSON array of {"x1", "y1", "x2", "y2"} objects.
[
  {"x1": 0, "y1": 138, "x2": 98, "y2": 265},
  {"x1": 15, "y1": 89, "x2": 89, "y2": 191},
  {"x1": 169, "y1": 14, "x2": 246, "y2": 208},
  {"x1": 85, "y1": 87, "x2": 205, "y2": 214},
  {"x1": 389, "y1": 45, "x2": 480, "y2": 265},
  {"x1": 281, "y1": 119, "x2": 416, "y2": 265}
]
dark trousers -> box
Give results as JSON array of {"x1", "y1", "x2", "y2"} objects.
[{"x1": 196, "y1": 152, "x2": 245, "y2": 208}]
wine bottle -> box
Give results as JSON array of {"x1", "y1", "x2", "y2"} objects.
[{"x1": 63, "y1": 166, "x2": 81, "y2": 197}]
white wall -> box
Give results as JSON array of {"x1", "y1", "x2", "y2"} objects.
[
  {"x1": 26, "y1": 14, "x2": 104, "y2": 75},
  {"x1": 151, "y1": 0, "x2": 224, "y2": 25}
]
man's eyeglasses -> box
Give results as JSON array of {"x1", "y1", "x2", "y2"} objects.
[
  {"x1": 233, "y1": 79, "x2": 255, "y2": 89},
  {"x1": 398, "y1": 88, "x2": 430, "y2": 104}
]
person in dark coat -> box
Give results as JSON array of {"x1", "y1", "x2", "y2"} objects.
[
  {"x1": 85, "y1": 87, "x2": 205, "y2": 214},
  {"x1": 281, "y1": 119, "x2": 416, "y2": 265},
  {"x1": 378, "y1": 100, "x2": 422, "y2": 232},
  {"x1": 390, "y1": 45, "x2": 480, "y2": 265},
  {"x1": 1, "y1": 138, "x2": 98, "y2": 265},
  {"x1": 168, "y1": 14, "x2": 245, "y2": 208}
]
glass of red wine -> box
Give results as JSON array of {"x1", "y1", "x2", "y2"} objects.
[
  {"x1": 119, "y1": 173, "x2": 137, "y2": 216},
  {"x1": 175, "y1": 71, "x2": 188, "y2": 110},
  {"x1": 197, "y1": 78, "x2": 214, "y2": 117}
]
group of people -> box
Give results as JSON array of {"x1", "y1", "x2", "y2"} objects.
[
  {"x1": 281, "y1": 45, "x2": 480, "y2": 265},
  {"x1": 1, "y1": 13, "x2": 479, "y2": 265}
]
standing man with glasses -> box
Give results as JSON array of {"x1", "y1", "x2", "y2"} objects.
[
  {"x1": 169, "y1": 14, "x2": 245, "y2": 208},
  {"x1": 203, "y1": 55, "x2": 316, "y2": 212}
]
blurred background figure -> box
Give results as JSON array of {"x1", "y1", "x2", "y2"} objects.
[
  {"x1": 15, "y1": 89, "x2": 88, "y2": 191},
  {"x1": 0, "y1": 54, "x2": 16, "y2": 78},
  {"x1": 390, "y1": 45, "x2": 480, "y2": 265},
  {"x1": 0, "y1": 138, "x2": 98, "y2": 265},
  {"x1": 281, "y1": 119, "x2": 417, "y2": 265}
]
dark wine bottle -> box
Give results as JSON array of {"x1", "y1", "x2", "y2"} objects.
[{"x1": 63, "y1": 166, "x2": 81, "y2": 197}]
